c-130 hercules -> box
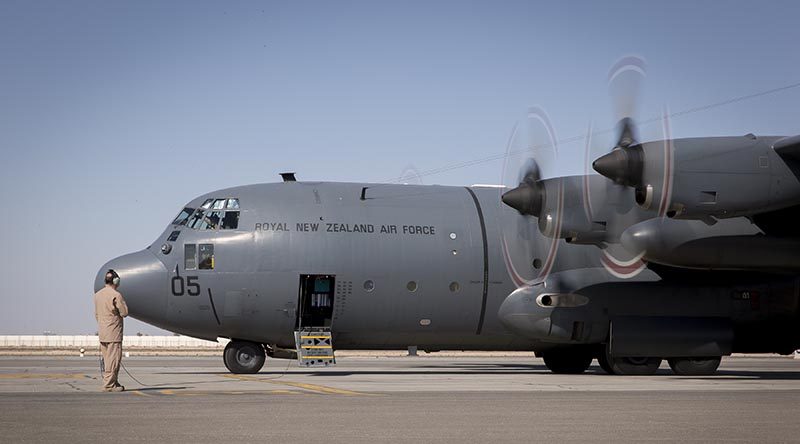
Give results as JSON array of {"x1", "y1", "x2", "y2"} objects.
[{"x1": 96, "y1": 58, "x2": 800, "y2": 376}]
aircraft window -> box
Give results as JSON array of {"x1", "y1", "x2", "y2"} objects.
[
  {"x1": 221, "y1": 211, "x2": 239, "y2": 230},
  {"x1": 226, "y1": 198, "x2": 240, "y2": 209},
  {"x1": 187, "y1": 210, "x2": 206, "y2": 229},
  {"x1": 206, "y1": 211, "x2": 223, "y2": 230},
  {"x1": 167, "y1": 230, "x2": 181, "y2": 242},
  {"x1": 200, "y1": 199, "x2": 214, "y2": 209},
  {"x1": 406, "y1": 281, "x2": 417, "y2": 292},
  {"x1": 192, "y1": 211, "x2": 222, "y2": 230},
  {"x1": 172, "y1": 208, "x2": 195, "y2": 226},
  {"x1": 184, "y1": 244, "x2": 197, "y2": 270},
  {"x1": 212, "y1": 199, "x2": 226, "y2": 210},
  {"x1": 198, "y1": 244, "x2": 214, "y2": 270}
]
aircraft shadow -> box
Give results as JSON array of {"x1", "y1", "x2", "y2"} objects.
[{"x1": 155, "y1": 365, "x2": 800, "y2": 380}]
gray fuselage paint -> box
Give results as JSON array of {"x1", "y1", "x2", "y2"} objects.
[{"x1": 146, "y1": 182, "x2": 573, "y2": 350}]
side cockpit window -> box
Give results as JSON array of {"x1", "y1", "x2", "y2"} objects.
[
  {"x1": 172, "y1": 207, "x2": 195, "y2": 226},
  {"x1": 186, "y1": 198, "x2": 239, "y2": 231},
  {"x1": 221, "y1": 211, "x2": 239, "y2": 229}
]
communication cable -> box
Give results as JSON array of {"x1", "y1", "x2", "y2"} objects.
[{"x1": 381, "y1": 80, "x2": 800, "y2": 184}]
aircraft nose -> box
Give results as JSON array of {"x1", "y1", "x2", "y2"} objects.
[{"x1": 95, "y1": 249, "x2": 168, "y2": 327}]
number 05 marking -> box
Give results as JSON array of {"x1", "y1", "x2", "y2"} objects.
[{"x1": 172, "y1": 276, "x2": 200, "y2": 296}]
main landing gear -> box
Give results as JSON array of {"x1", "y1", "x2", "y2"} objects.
[
  {"x1": 542, "y1": 346, "x2": 723, "y2": 376},
  {"x1": 542, "y1": 347, "x2": 594, "y2": 374},
  {"x1": 667, "y1": 357, "x2": 722, "y2": 376},
  {"x1": 223, "y1": 340, "x2": 266, "y2": 374}
]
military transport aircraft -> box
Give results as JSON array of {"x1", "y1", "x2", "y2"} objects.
[{"x1": 95, "y1": 58, "x2": 800, "y2": 376}]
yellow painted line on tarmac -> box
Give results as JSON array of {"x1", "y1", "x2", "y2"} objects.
[
  {"x1": 269, "y1": 389, "x2": 301, "y2": 395},
  {"x1": 160, "y1": 389, "x2": 175, "y2": 395},
  {"x1": 130, "y1": 390, "x2": 153, "y2": 398},
  {"x1": 0, "y1": 373, "x2": 86, "y2": 379},
  {"x1": 165, "y1": 389, "x2": 307, "y2": 397},
  {"x1": 223, "y1": 374, "x2": 368, "y2": 396}
]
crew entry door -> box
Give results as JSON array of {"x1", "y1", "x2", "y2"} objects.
[
  {"x1": 294, "y1": 274, "x2": 336, "y2": 367},
  {"x1": 296, "y1": 274, "x2": 335, "y2": 329}
]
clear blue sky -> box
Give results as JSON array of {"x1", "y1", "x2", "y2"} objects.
[{"x1": 2, "y1": 0, "x2": 799, "y2": 334}]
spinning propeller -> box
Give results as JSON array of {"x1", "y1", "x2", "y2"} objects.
[{"x1": 499, "y1": 56, "x2": 675, "y2": 284}]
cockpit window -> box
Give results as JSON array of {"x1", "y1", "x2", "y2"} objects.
[
  {"x1": 187, "y1": 210, "x2": 205, "y2": 229},
  {"x1": 172, "y1": 207, "x2": 195, "y2": 226},
  {"x1": 205, "y1": 211, "x2": 223, "y2": 230},
  {"x1": 221, "y1": 211, "x2": 239, "y2": 229},
  {"x1": 186, "y1": 198, "x2": 240, "y2": 230}
]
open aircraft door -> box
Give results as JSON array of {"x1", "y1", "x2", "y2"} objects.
[{"x1": 294, "y1": 274, "x2": 336, "y2": 366}]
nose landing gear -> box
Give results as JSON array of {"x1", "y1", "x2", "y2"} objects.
[{"x1": 223, "y1": 340, "x2": 266, "y2": 374}]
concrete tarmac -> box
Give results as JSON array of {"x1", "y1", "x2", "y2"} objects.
[{"x1": 1, "y1": 355, "x2": 799, "y2": 442}]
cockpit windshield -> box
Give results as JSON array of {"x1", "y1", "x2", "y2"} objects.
[
  {"x1": 171, "y1": 207, "x2": 195, "y2": 226},
  {"x1": 184, "y1": 198, "x2": 240, "y2": 230}
]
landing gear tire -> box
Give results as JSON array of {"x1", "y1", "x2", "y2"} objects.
[
  {"x1": 542, "y1": 348, "x2": 593, "y2": 374},
  {"x1": 667, "y1": 357, "x2": 721, "y2": 376},
  {"x1": 602, "y1": 345, "x2": 661, "y2": 375},
  {"x1": 605, "y1": 356, "x2": 662, "y2": 375},
  {"x1": 223, "y1": 340, "x2": 266, "y2": 374}
]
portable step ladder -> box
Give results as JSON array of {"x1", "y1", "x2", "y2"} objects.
[{"x1": 294, "y1": 327, "x2": 336, "y2": 367}]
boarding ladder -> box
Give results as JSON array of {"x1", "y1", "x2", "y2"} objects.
[{"x1": 294, "y1": 327, "x2": 336, "y2": 367}]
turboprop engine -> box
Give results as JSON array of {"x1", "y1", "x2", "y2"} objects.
[{"x1": 592, "y1": 134, "x2": 800, "y2": 221}]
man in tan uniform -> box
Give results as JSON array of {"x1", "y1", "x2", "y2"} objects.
[{"x1": 94, "y1": 269, "x2": 128, "y2": 392}]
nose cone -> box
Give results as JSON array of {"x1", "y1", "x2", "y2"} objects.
[
  {"x1": 502, "y1": 184, "x2": 543, "y2": 217},
  {"x1": 96, "y1": 249, "x2": 168, "y2": 328},
  {"x1": 592, "y1": 149, "x2": 629, "y2": 184},
  {"x1": 593, "y1": 146, "x2": 644, "y2": 187}
]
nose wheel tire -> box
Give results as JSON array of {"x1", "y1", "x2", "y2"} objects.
[
  {"x1": 667, "y1": 357, "x2": 721, "y2": 376},
  {"x1": 542, "y1": 348, "x2": 593, "y2": 374},
  {"x1": 223, "y1": 340, "x2": 266, "y2": 374}
]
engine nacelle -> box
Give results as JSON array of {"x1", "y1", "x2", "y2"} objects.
[
  {"x1": 497, "y1": 268, "x2": 800, "y2": 356},
  {"x1": 595, "y1": 135, "x2": 800, "y2": 220}
]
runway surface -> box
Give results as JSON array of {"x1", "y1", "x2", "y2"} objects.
[{"x1": 1, "y1": 355, "x2": 799, "y2": 442}]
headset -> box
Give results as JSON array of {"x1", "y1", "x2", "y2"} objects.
[{"x1": 105, "y1": 269, "x2": 121, "y2": 287}]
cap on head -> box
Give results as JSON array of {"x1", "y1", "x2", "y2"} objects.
[{"x1": 105, "y1": 269, "x2": 120, "y2": 287}]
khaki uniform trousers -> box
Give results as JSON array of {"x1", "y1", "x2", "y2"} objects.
[{"x1": 100, "y1": 342, "x2": 122, "y2": 390}]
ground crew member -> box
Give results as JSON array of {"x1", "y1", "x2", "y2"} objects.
[{"x1": 94, "y1": 269, "x2": 128, "y2": 392}]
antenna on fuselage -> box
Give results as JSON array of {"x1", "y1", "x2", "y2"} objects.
[{"x1": 280, "y1": 172, "x2": 297, "y2": 182}]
